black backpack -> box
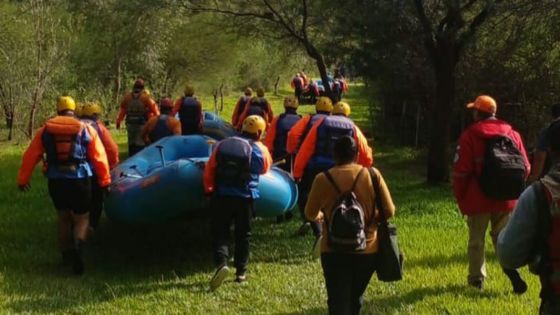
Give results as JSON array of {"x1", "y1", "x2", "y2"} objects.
[
  {"x1": 479, "y1": 135, "x2": 526, "y2": 200},
  {"x1": 324, "y1": 168, "x2": 367, "y2": 251}
]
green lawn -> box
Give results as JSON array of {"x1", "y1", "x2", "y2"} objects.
[{"x1": 0, "y1": 86, "x2": 541, "y2": 314}]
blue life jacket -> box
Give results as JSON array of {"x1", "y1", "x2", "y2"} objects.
[
  {"x1": 149, "y1": 115, "x2": 173, "y2": 143},
  {"x1": 42, "y1": 119, "x2": 93, "y2": 179},
  {"x1": 179, "y1": 97, "x2": 200, "y2": 133},
  {"x1": 126, "y1": 93, "x2": 146, "y2": 125},
  {"x1": 273, "y1": 112, "x2": 301, "y2": 160},
  {"x1": 309, "y1": 115, "x2": 354, "y2": 171},
  {"x1": 215, "y1": 136, "x2": 265, "y2": 199}
]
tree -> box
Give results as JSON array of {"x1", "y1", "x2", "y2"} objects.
[{"x1": 184, "y1": 0, "x2": 335, "y2": 100}]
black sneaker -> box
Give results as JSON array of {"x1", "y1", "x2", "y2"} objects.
[
  {"x1": 503, "y1": 269, "x2": 528, "y2": 294},
  {"x1": 72, "y1": 249, "x2": 84, "y2": 276},
  {"x1": 209, "y1": 265, "x2": 229, "y2": 292},
  {"x1": 469, "y1": 280, "x2": 484, "y2": 290}
]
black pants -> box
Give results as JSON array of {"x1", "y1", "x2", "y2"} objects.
[
  {"x1": 48, "y1": 178, "x2": 92, "y2": 214},
  {"x1": 298, "y1": 169, "x2": 322, "y2": 237},
  {"x1": 321, "y1": 253, "x2": 377, "y2": 315},
  {"x1": 128, "y1": 144, "x2": 144, "y2": 156},
  {"x1": 211, "y1": 196, "x2": 253, "y2": 275},
  {"x1": 89, "y1": 176, "x2": 103, "y2": 228}
]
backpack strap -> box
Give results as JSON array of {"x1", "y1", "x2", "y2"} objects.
[
  {"x1": 351, "y1": 168, "x2": 365, "y2": 192},
  {"x1": 324, "y1": 170, "x2": 342, "y2": 194},
  {"x1": 368, "y1": 167, "x2": 387, "y2": 224}
]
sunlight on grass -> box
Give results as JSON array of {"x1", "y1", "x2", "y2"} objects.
[{"x1": 0, "y1": 86, "x2": 542, "y2": 314}]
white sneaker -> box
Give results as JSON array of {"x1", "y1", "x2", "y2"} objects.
[{"x1": 209, "y1": 265, "x2": 229, "y2": 292}]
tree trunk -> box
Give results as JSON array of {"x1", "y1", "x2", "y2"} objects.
[
  {"x1": 426, "y1": 43, "x2": 457, "y2": 184},
  {"x1": 113, "y1": 56, "x2": 123, "y2": 114},
  {"x1": 274, "y1": 76, "x2": 280, "y2": 96}
]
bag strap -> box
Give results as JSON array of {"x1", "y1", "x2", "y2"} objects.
[
  {"x1": 351, "y1": 168, "x2": 365, "y2": 192},
  {"x1": 324, "y1": 170, "x2": 341, "y2": 194},
  {"x1": 368, "y1": 167, "x2": 387, "y2": 224}
]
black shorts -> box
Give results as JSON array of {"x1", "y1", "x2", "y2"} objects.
[{"x1": 48, "y1": 178, "x2": 92, "y2": 214}]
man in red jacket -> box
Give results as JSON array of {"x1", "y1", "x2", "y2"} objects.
[{"x1": 452, "y1": 95, "x2": 530, "y2": 292}]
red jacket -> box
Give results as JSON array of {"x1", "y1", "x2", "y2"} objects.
[{"x1": 452, "y1": 118, "x2": 530, "y2": 215}]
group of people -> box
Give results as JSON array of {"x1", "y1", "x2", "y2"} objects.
[
  {"x1": 116, "y1": 79, "x2": 204, "y2": 156},
  {"x1": 453, "y1": 95, "x2": 560, "y2": 314},
  {"x1": 16, "y1": 78, "x2": 560, "y2": 314},
  {"x1": 291, "y1": 70, "x2": 349, "y2": 104}
]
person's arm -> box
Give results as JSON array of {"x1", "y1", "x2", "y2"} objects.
[
  {"x1": 305, "y1": 174, "x2": 326, "y2": 221},
  {"x1": 286, "y1": 116, "x2": 310, "y2": 154},
  {"x1": 116, "y1": 95, "x2": 128, "y2": 129},
  {"x1": 497, "y1": 186, "x2": 539, "y2": 269},
  {"x1": 169, "y1": 117, "x2": 181, "y2": 135},
  {"x1": 374, "y1": 168, "x2": 396, "y2": 219},
  {"x1": 85, "y1": 126, "x2": 111, "y2": 187},
  {"x1": 203, "y1": 144, "x2": 220, "y2": 194},
  {"x1": 293, "y1": 120, "x2": 323, "y2": 179},
  {"x1": 253, "y1": 142, "x2": 272, "y2": 174},
  {"x1": 263, "y1": 117, "x2": 278, "y2": 156},
  {"x1": 452, "y1": 133, "x2": 474, "y2": 204},
  {"x1": 145, "y1": 97, "x2": 159, "y2": 118},
  {"x1": 17, "y1": 127, "x2": 46, "y2": 187},
  {"x1": 141, "y1": 117, "x2": 156, "y2": 145},
  {"x1": 528, "y1": 151, "x2": 546, "y2": 184},
  {"x1": 98, "y1": 123, "x2": 120, "y2": 169},
  {"x1": 354, "y1": 126, "x2": 373, "y2": 167},
  {"x1": 171, "y1": 98, "x2": 182, "y2": 117}
]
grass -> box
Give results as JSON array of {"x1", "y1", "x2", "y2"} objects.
[{"x1": 0, "y1": 86, "x2": 542, "y2": 314}]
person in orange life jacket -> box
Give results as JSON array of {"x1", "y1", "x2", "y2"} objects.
[
  {"x1": 264, "y1": 96, "x2": 301, "y2": 222},
  {"x1": 452, "y1": 95, "x2": 530, "y2": 292},
  {"x1": 232, "y1": 87, "x2": 253, "y2": 126},
  {"x1": 171, "y1": 85, "x2": 203, "y2": 135},
  {"x1": 17, "y1": 96, "x2": 111, "y2": 275},
  {"x1": 235, "y1": 88, "x2": 274, "y2": 130},
  {"x1": 142, "y1": 98, "x2": 181, "y2": 145},
  {"x1": 498, "y1": 120, "x2": 560, "y2": 314},
  {"x1": 204, "y1": 115, "x2": 272, "y2": 291},
  {"x1": 305, "y1": 136, "x2": 395, "y2": 315},
  {"x1": 79, "y1": 102, "x2": 119, "y2": 231},
  {"x1": 116, "y1": 79, "x2": 159, "y2": 156},
  {"x1": 286, "y1": 97, "x2": 333, "y2": 236},
  {"x1": 291, "y1": 73, "x2": 305, "y2": 103},
  {"x1": 294, "y1": 102, "x2": 373, "y2": 245}
]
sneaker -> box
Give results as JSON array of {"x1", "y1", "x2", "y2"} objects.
[
  {"x1": 469, "y1": 280, "x2": 484, "y2": 290},
  {"x1": 296, "y1": 222, "x2": 311, "y2": 236},
  {"x1": 209, "y1": 265, "x2": 229, "y2": 292},
  {"x1": 235, "y1": 274, "x2": 247, "y2": 283},
  {"x1": 72, "y1": 250, "x2": 84, "y2": 276},
  {"x1": 503, "y1": 269, "x2": 528, "y2": 294},
  {"x1": 312, "y1": 236, "x2": 322, "y2": 259}
]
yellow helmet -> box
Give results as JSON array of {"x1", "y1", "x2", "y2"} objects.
[
  {"x1": 184, "y1": 85, "x2": 195, "y2": 96},
  {"x1": 284, "y1": 96, "x2": 299, "y2": 109},
  {"x1": 57, "y1": 96, "x2": 76, "y2": 112},
  {"x1": 315, "y1": 97, "x2": 333, "y2": 113},
  {"x1": 256, "y1": 87, "x2": 265, "y2": 97},
  {"x1": 242, "y1": 115, "x2": 266, "y2": 136},
  {"x1": 333, "y1": 102, "x2": 351, "y2": 117},
  {"x1": 81, "y1": 102, "x2": 102, "y2": 117}
]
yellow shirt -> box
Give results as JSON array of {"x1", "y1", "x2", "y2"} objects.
[{"x1": 305, "y1": 163, "x2": 396, "y2": 254}]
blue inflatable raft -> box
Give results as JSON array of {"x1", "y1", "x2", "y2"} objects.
[{"x1": 105, "y1": 135, "x2": 298, "y2": 224}]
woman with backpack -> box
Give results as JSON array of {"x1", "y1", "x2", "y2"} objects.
[{"x1": 305, "y1": 136, "x2": 395, "y2": 315}]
